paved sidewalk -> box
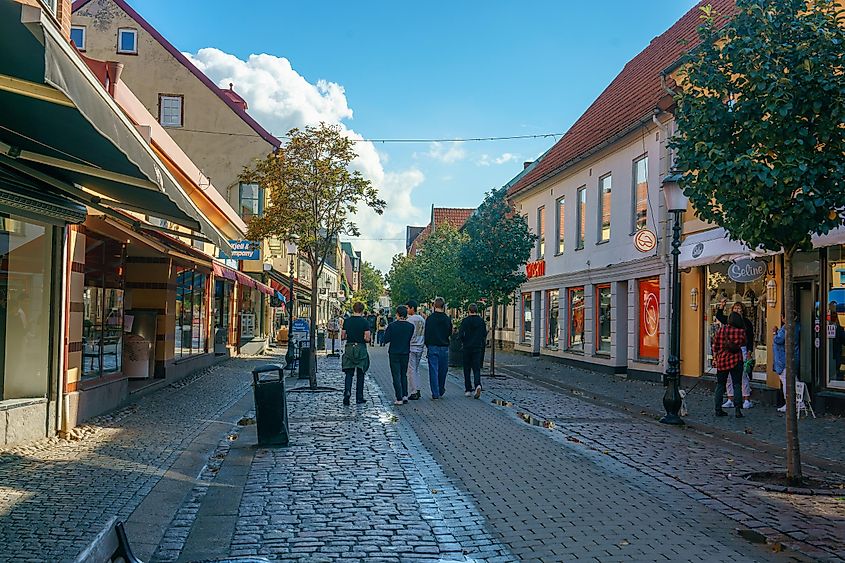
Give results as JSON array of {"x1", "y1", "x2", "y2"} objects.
[
  {"x1": 366, "y1": 347, "x2": 806, "y2": 563},
  {"x1": 492, "y1": 350, "x2": 845, "y2": 467}
]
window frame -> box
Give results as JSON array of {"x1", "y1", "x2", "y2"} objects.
[
  {"x1": 595, "y1": 284, "x2": 612, "y2": 355},
  {"x1": 536, "y1": 206, "x2": 545, "y2": 259},
  {"x1": 632, "y1": 154, "x2": 649, "y2": 233},
  {"x1": 521, "y1": 292, "x2": 533, "y2": 343},
  {"x1": 597, "y1": 173, "x2": 612, "y2": 243},
  {"x1": 238, "y1": 182, "x2": 264, "y2": 219},
  {"x1": 555, "y1": 196, "x2": 565, "y2": 255},
  {"x1": 575, "y1": 186, "x2": 586, "y2": 250},
  {"x1": 70, "y1": 25, "x2": 86, "y2": 51},
  {"x1": 158, "y1": 94, "x2": 184, "y2": 128},
  {"x1": 566, "y1": 286, "x2": 585, "y2": 352},
  {"x1": 544, "y1": 289, "x2": 559, "y2": 349},
  {"x1": 117, "y1": 28, "x2": 138, "y2": 55}
]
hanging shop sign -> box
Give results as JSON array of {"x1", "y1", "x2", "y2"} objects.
[
  {"x1": 633, "y1": 228, "x2": 657, "y2": 253},
  {"x1": 220, "y1": 240, "x2": 260, "y2": 260},
  {"x1": 526, "y1": 260, "x2": 546, "y2": 278},
  {"x1": 728, "y1": 258, "x2": 766, "y2": 283}
]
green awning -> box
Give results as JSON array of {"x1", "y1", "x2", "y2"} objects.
[
  {"x1": 0, "y1": 1, "x2": 231, "y2": 255},
  {"x1": 0, "y1": 162, "x2": 86, "y2": 225}
]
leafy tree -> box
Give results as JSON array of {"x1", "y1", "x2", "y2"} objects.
[
  {"x1": 386, "y1": 253, "x2": 425, "y2": 308},
  {"x1": 243, "y1": 123, "x2": 385, "y2": 388},
  {"x1": 415, "y1": 223, "x2": 479, "y2": 308},
  {"x1": 460, "y1": 189, "x2": 537, "y2": 376},
  {"x1": 352, "y1": 261, "x2": 385, "y2": 311},
  {"x1": 671, "y1": 0, "x2": 845, "y2": 483}
]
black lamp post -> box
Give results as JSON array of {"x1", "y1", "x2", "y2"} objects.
[
  {"x1": 286, "y1": 241, "x2": 297, "y2": 349},
  {"x1": 660, "y1": 170, "x2": 687, "y2": 426}
]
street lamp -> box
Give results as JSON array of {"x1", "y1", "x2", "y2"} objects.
[
  {"x1": 286, "y1": 241, "x2": 297, "y2": 357},
  {"x1": 661, "y1": 170, "x2": 688, "y2": 426}
]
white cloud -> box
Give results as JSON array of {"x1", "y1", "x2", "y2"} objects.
[
  {"x1": 477, "y1": 152, "x2": 520, "y2": 167},
  {"x1": 415, "y1": 141, "x2": 466, "y2": 164},
  {"x1": 184, "y1": 47, "x2": 425, "y2": 272}
]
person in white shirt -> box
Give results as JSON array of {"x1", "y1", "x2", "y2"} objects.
[{"x1": 405, "y1": 300, "x2": 426, "y2": 400}]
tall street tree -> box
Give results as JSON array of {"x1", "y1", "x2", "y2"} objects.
[
  {"x1": 460, "y1": 189, "x2": 536, "y2": 376},
  {"x1": 415, "y1": 223, "x2": 479, "y2": 309},
  {"x1": 671, "y1": 0, "x2": 845, "y2": 483},
  {"x1": 243, "y1": 123, "x2": 385, "y2": 388},
  {"x1": 386, "y1": 253, "x2": 425, "y2": 308},
  {"x1": 351, "y1": 261, "x2": 385, "y2": 311}
]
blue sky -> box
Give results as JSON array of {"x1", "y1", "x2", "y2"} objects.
[{"x1": 133, "y1": 0, "x2": 699, "y2": 270}]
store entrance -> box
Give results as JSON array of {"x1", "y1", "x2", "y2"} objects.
[{"x1": 794, "y1": 280, "x2": 818, "y2": 390}]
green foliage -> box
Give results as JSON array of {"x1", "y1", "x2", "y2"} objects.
[
  {"x1": 460, "y1": 189, "x2": 537, "y2": 305},
  {"x1": 386, "y1": 253, "x2": 425, "y2": 308},
  {"x1": 670, "y1": 0, "x2": 845, "y2": 254},
  {"x1": 415, "y1": 224, "x2": 480, "y2": 308},
  {"x1": 352, "y1": 261, "x2": 384, "y2": 310}
]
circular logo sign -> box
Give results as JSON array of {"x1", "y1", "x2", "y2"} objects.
[
  {"x1": 634, "y1": 229, "x2": 657, "y2": 253},
  {"x1": 728, "y1": 258, "x2": 766, "y2": 283},
  {"x1": 644, "y1": 292, "x2": 659, "y2": 337},
  {"x1": 692, "y1": 242, "x2": 705, "y2": 259}
]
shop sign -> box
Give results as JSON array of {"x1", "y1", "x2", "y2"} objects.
[
  {"x1": 633, "y1": 228, "x2": 657, "y2": 253},
  {"x1": 638, "y1": 277, "x2": 660, "y2": 360},
  {"x1": 728, "y1": 258, "x2": 766, "y2": 283},
  {"x1": 526, "y1": 260, "x2": 546, "y2": 278},
  {"x1": 221, "y1": 240, "x2": 260, "y2": 260},
  {"x1": 292, "y1": 318, "x2": 310, "y2": 334},
  {"x1": 828, "y1": 323, "x2": 837, "y2": 339}
]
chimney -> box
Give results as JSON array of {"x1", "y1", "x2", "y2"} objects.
[
  {"x1": 105, "y1": 61, "x2": 124, "y2": 97},
  {"x1": 523, "y1": 161, "x2": 533, "y2": 170}
]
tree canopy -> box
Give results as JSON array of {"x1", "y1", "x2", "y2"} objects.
[{"x1": 350, "y1": 261, "x2": 385, "y2": 311}]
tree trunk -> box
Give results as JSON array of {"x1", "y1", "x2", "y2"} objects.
[
  {"x1": 490, "y1": 295, "x2": 497, "y2": 377},
  {"x1": 783, "y1": 249, "x2": 803, "y2": 483},
  {"x1": 309, "y1": 261, "x2": 319, "y2": 389}
]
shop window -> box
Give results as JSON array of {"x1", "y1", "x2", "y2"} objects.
[
  {"x1": 70, "y1": 26, "x2": 86, "y2": 51},
  {"x1": 638, "y1": 277, "x2": 660, "y2": 360},
  {"x1": 536, "y1": 206, "x2": 545, "y2": 259},
  {"x1": 522, "y1": 292, "x2": 532, "y2": 343},
  {"x1": 567, "y1": 287, "x2": 585, "y2": 352},
  {"x1": 598, "y1": 174, "x2": 611, "y2": 243},
  {"x1": 175, "y1": 268, "x2": 208, "y2": 357},
  {"x1": 545, "y1": 289, "x2": 559, "y2": 349},
  {"x1": 705, "y1": 261, "x2": 770, "y2": 379},
  {"x1": 0, "y1": 215, "x2": 54, "y2": 399},
  {"x1": 576, "y1": 186, "x2": 586, "y2": 249},
  {"x1": 239, "y1": 183, "x2": 264, "y2": 219},
  {"x1": 117, "y1": 28, "x2": 138, "y2": 54},
  {"x1": 828, "y1": 246, "x2": 845, "y2": 389},
  {"x1": 632, "y1": 155, "x2": 648, "y2": 232},
  {"x1": 82, "y1": 235, "x2": 125, "y2": 378},
  {"x1": 556, "y1": 196, "x2": 565, "y2": 254},
  {"x1": 159, "y1": 95, "x2": 183, "y2": 128},
  {"x1": 596, "y1": 284, "x2": 611, "y2": 354}
]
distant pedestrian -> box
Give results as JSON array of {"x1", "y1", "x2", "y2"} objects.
[
  {"x1": 712, "y1": 311, "x2": 747, "y2": 418},
  {"x1": 424, "y1": 297, "x2": 452, "y2": 399},
  {"x1": 341, "y1": 302, "x2": 371, "y2": 406},
  {"x1": 405, "y1": 300, "x2": 426, "y2": 400},
  {"x1": 383, "y1": 305, "x2": 414, "y2": 405},
  {"x1": 459, "y1": 303, "x2": 487, "y2": 399},
  {"x1": 377, "y1": 314, "x2": 388, "y2": 346}
]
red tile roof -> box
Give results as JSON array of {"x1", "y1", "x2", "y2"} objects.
[
  {"x1": 508, "y1": 0, "x2": 737, "y2": 198},
  {"x1": 407, "y1": 207, "x2": 474, "y2": 256},
  {"x1": 72, "y1": 0, "x2": 280, "y2": 149},
  {"x1": 408, "y1": 224, "x2": 431, "y2": 256}
]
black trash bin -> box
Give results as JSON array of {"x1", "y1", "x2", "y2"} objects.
[
  {"x1": 298, "y1": 343, "x2": 312, "y2": 379},
  {"x1": 317, "y1": 331, "x2": 326, "y2": 350},
  {"x1": 252, "y1": 364, "x2": 289, "y2": 446}
]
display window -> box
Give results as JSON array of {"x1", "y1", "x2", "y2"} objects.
[
  {"x1": 522, "y1": 292, "x2": 532, "y2": 343},
  {"x1": 638, "y1": 277, "x2": 660, "y2": 360},
  {"x1": 567, "y1": 287, "x2": 585, "y2": 352},
  {"x1": 704, "y1": 261, "x2": 769, "y2": 379},
  {"x1": 595, "y1": 284, "x2": 611, "y2": 354},
  {"x1": 545, "y1": 289, "x2": 559, "y2": 349},
  {"x1": 825, "y1": 246, "x2": 845, "y2": 389},
  {"x1": 82, "y1": 234, "x2": 125, "y2": 378},
  {"x1": 175, "y1": 268, "x2": 208, "y2": 357}
]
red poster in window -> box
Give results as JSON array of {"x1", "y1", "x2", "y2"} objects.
[{"x1": 639, "y1": 277, "x2": 660, "y2": 359}]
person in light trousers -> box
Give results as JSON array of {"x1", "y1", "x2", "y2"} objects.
[{"x1": 405, "y1": 300, "x2": 426, "y2": 400}]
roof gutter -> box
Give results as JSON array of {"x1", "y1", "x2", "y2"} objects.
[{"x1": 510, "y1": 112, "x2": 657, "y2": 200}]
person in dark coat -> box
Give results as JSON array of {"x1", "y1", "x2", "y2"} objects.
[
  {"x1": 341, "y1": 302, "x2": 371, "y2": 406},
  {"x1": 383, "y1": 305, "x2": 414, "y2": 405},
  {"x1": 424, "y1": 297, "x2": 452, "y2": 399},
  {"x1": 459, "y1": 303, "x2": 488, "y2": 399}
]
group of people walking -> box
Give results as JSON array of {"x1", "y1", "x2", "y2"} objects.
[{"x1": 339, "y1": 298, "x2": 488, "y2": 406}]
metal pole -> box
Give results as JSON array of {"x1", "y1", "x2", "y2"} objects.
[
  {"x1": 288, "y1": 255, "x2": 295, "y2": 367},
  {"x1": 660, "y1": 209, "x2": 685, "y2": 425}
]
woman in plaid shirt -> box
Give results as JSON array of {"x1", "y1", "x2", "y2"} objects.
[{"x1": 712, "y1": 312, "x2": 748, "y2": 417}]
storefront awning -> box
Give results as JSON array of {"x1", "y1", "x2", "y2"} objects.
[
  {"x1": 0, "y1": 2, "x2": 230, "y2": 254},
  {"x1": 0, "y1": 162, "x2": 86, "y2": 225},
  {"x1": 679, "y1": 228, "x2": 756, "y2": 269},
  {"x1": 214, "y1": 262, "x2": 274, "y2": 295}
]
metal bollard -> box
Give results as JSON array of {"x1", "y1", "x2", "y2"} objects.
[{"x1": 251, "y1": 364, "x2": 289, "y2": 446}]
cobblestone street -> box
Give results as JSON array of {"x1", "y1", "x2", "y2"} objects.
[{"x1": 1, "y1": 348, "x2": 842, "y2": 562}]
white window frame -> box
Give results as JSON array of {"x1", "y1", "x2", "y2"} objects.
[
  {"x1": 598, "y1": 173, "x2": 612, "y2": 243},
  {"x1": 117, "y1": 28, "x2": 138, "y2": 55},
  {"x1": 576, "y1": 186, "x2": 586, "y2": 250},
  {"x1": 555, "y1": 196, "x2": 565, "y2": 255},
  {"x1": 158, "y1": 95, "x2": 183, "y2": 128},
  {"x1": 632, "y1": 154, "x2": 649, "y2": 233},
  {"x1": 536, "y1": 206, "x2": 545, "y2": 259},
  {"x1": 70, "y1": 25, "x2": 86, "y2": 51}
]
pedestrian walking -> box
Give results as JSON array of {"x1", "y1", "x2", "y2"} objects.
[
  {"x1": 459, "y1": 303, "x2": 487, "y2": 399},
  {"x1": 773, "y1": 312, "x2": 801, "y2": 412},
  {"x1": 377, "y1": 314, "x2": 388, "y2": 346},
  {"x1": 712, "y1": 311, "x2": 747, "y2": 418},
  {"x1": 716, "y1": 299, "x2": 755, "y2": 409},
  {"x1": 424, "y1": 297, "x2": 452, "y2": 399},
  {"x1": 383, "y1": 305, "x2": 414, "y2": 405},
  {"x1": 341, "y1": 302, "x2": 371, "y2": 406},
  {"x1": 405, "y1": 300, "x2": 426, "y2": 400}
]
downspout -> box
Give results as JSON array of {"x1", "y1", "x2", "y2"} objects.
[{"x1": 57, "y1": 226, "x2": 70, "y2": 435}]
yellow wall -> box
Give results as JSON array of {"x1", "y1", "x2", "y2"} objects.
[{"x1": 680, "y1": 268, "x2": 704, "y2": 377}]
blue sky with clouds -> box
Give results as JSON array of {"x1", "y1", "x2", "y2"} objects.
[{"x1": 132, "y1": 0, "x2": 699, "y2": 271}]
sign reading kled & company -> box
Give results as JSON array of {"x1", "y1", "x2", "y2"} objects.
[
  {"x1": 526, "y1": 260, "x2": 545, "y2": 279},
  {"x1": 221, "y1": 240, "x2": 260, "y2": 260}
]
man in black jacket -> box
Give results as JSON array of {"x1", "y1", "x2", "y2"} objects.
[
  {"x1": 459, "y1": 303, "x2": 488, "y2": 399},
  {"x1": 383, "y1": 305, "x2": 414, "y2": 405},
  {"x1": 424, "y1": 297, "x2": 452, "y2": 399}
]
